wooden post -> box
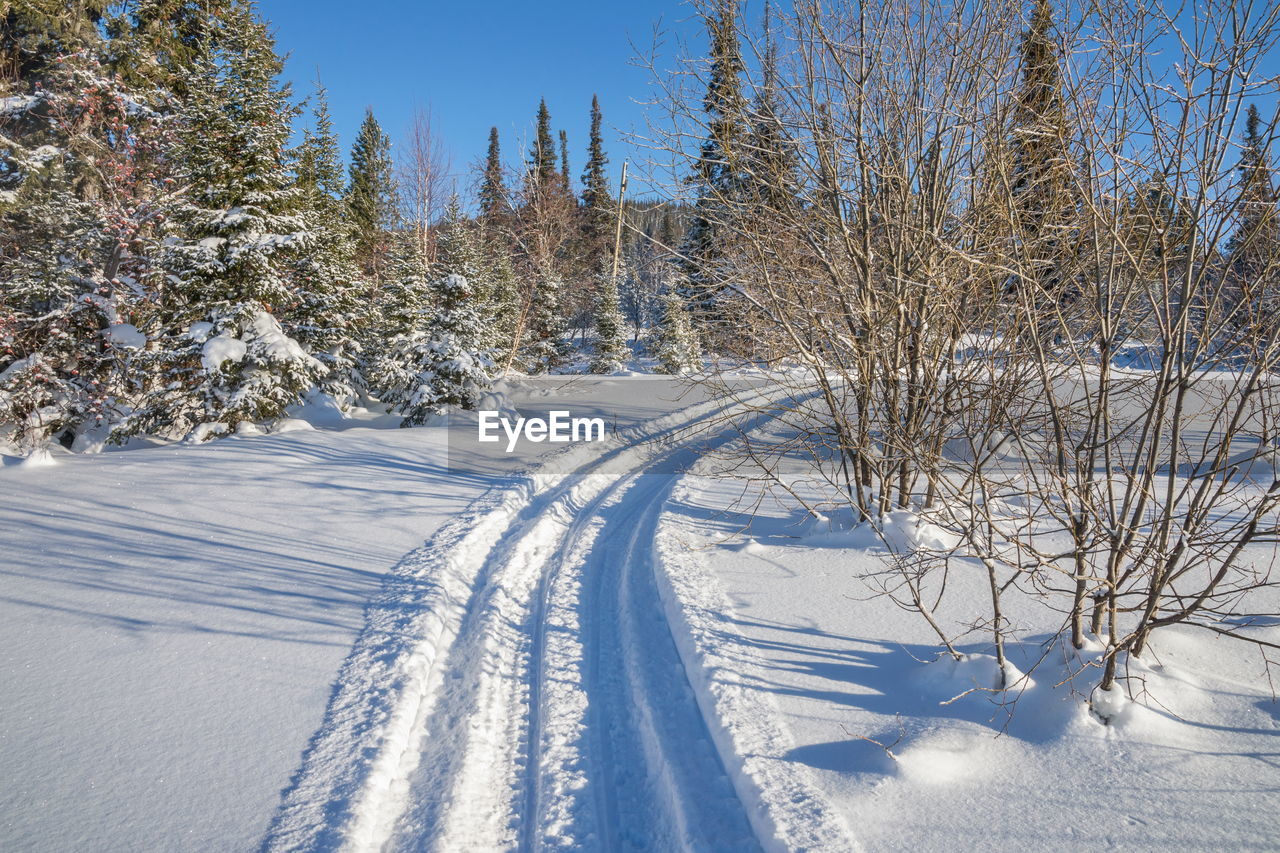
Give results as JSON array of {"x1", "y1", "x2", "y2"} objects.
[{"x1": 609, "y1": 160, "x2": 629, "y2": 288}]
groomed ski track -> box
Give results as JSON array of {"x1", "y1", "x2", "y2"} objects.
[{"x1": 261, "y1": 388, "x2": 854, "y2": 853}]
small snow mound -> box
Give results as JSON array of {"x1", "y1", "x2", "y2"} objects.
[
  {"x1": 880, "y1": 510, "x2": 961, "y2": 553},
  {"x1": 727, "y1": 537, "x2": 767, "y2": 554},
  {"x1": 272, "y1": 418, "x2": 314, "y2": 435},
  {"x1": 896, "y1": 729, "x2": 987, "y2": 785},
  {"x1": 1090, "y1": 684, "x2": 1137, "y2": 727},
  {"x1": 19, "y1": 447, "x2": 57, "y2": 468},
  {"x1": 474, "y1": 389, "x2": 520, "y2": 421},
  {"x1": 202, "y1": 334, "x2": 246, "y2": 372},
  {"x1": 917, "y1": 653, "x2": 1033, "y2": 702},
  {"x1": 235, "y1": 421, "x2": 265, "y2": 437},
  {"x1": 185, "y1": 422, "x2": 229, "y2": 443},
  {"x1": 287, "y1": 392, "x2": 349, "y2": 428}
]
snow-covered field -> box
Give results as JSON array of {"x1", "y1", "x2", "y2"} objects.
[
  {"x1": 664, "y1": 465, "x2": 1280, "y2": 851},
  {"x1": 2, "y1": 376, "x2": 1278, "y2": 851},
  {"x1": 0, "y1": 413, "x2": 488, "y2": 851}
]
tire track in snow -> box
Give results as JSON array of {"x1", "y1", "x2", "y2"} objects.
[
  {"x1": 262, "y1": 383, "x2": 853, "y2": 853},
  {"x1": 259, "y1": 390, "x2": 765, "y2": 852},
  {"x1": 386, "y1": 405, "x2": 772, "y2": 852}
]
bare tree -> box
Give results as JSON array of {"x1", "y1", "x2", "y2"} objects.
[
  {"x1": 640, "y1": 0, "x2": 1280, "y2": 714},
  {"x1": 398, "y1": 104, "x2": 452, "y2": 266}
]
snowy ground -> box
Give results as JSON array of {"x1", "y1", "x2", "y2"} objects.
[
  {"x1": 0, "y1": 413, "x2": 491, "y2": 852},
  {"x1": 3, "y1": 376, "x2": 1278, "y2": 851},
  {"x1": 662, "y1": 452, "x2": 1280, "y2": 852}
]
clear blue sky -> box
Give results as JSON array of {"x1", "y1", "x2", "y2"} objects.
[{"x1": 256, "y1": 0, "x2": 692, "y2": 202}]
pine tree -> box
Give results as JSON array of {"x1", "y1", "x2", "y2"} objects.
[
  {"x1": 435, "y1": 194, "x2": 488, "y2": 292},
  {"x1": 651, "y1": 282, "x2": 702, "y2": 374},
  {"x1": 1226, "y1": 105, "x2": 1279, "y2": 315},
  {"x1": 682, "y1": 0, "x2": 749, "y2": 332},
  {"x1": 1005, "y1": 0, "x2": 1080, "y2": 301},
  {"x1": 365, "y1": 236, "x2": 430, "y2": 403},
  {"x1": 523, "y1": 274, "x2": 570, "y2": 373},
  {"x1": 530, "y1": 98, "x2": 559, "y2": 191},
  {"x1": 120, "y1": 3, "x2": 319, "y2": 441},
  {"x1": 106, "y1": 0, "x2": 235, "y2": 93},
  {"x1": 580, "y1": 94, "x2": 613, "y2": 251},
  {"x1": 558, "y1": 129, "x2": 571, "y2": 192},
  {"x1": 743, "y1": 8, "x2": 797, "y2": 214},
  {"x1": 590, "y1": 257, "x2": 628, "y2": 373},
  {"x1": 288, "y1": 80, "x2": 364, "y2": 407},
  {"x1": 0, "y1": 13, "x2": 160, "y2": 453},
  {"x1": 347, "y1": 108, "x2": 398, "y2": 283},
  {"x1": 478, "y1": 126, "x2": 507, "y2": 225},
  {"x1": 387, "y1": 271, "x2": 492, "y2": 425}
]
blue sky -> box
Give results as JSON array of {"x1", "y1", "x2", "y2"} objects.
[{"x1": 257, "y1": 0, "x2": 692, "y2": 201}]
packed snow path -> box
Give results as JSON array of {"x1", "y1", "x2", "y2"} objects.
[{"x1": 262, "y1": 395, "x2": 825, "y2": 852}]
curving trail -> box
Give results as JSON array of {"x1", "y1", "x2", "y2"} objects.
[{"x1": 261, "y1": 391, "x2": 851, "y2": 853}]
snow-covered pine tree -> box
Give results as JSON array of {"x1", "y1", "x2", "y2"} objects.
[
  {"x1": 435, "y1": 194, "x2": 486, "y2": 287},
  {"x1": 483, "y1": 242, "x2": 521, "y2": 364},
  {"x1": 288, "y1": 80, "x2": 364, "y2": 408},
  {"x1": 364, "y1": 234, "x2": 431, "y2": 403},
  {"x1": 0, "y1": 16, "x2": 161, "y2": 454},
  {"x1": 522, "y1": 273, "x2": 570, "y2": 373},
  {"x1": 1225, "y1": 105, "x2": 1280, "y2": 318},
  {"x1": 346, "y1": 108, "x2": 398, "y2": 284},
  {"x1": 119, "y1": 2, "x2": 319, "y2": 441},
  {"x1": 387, "y1": 271, "x2": 492, "y2": 426},
  {"x1": 589, "y1": 256, "x2": 628, "y2": 373},
  {"x1": 681, "y1": 0, "x2": 749, "y2": 339},
  {"x1": 651, "y1": 282, "x2": 701, "y2": 374}
]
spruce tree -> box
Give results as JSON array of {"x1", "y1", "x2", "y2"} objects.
[
  {"x1": 744, "y1": 11, "x2": 797, "y2": 214},
  {"x1": 435, "y1": 194, "x2": 488, "y2": 293},
  {"x1": 651, "y1": 282, "x2": 702, "y2": 374},
  {"x1": 346, "y1": 108, "x2": 399, "y2": 283},
  {"x1": 387, "y1": 271, "x2": 492, "y2": 425},
  {"x1": 478, "y1": 126, "x2": 507, "y2": 225},
  {"x1": 484, "y1": 248, "x2": 521, "y2": 361},
  {"x1": 559, "y1": 129, "x2": 571, "y2": 192},
  {"x1": 681, "y1": 0, "x2": 749, "y2": 332},
  {"x1": 1005, "y1": 0, "x2": 1079, "y2": 301},
  {"x1": 0, "y1": 13, "x2": 160, "y2": 453},
  {"x1": 120, "y1": 2, "x2": 319, "y2": 440},
  {"x1": 530, "y1": 98, "x2": 559, "y2": 191},
  {"x1": 288, "y1": 80, "x2": 364, "y2": 407},
  {"x1": 1226, "y1": 105, "x2": 1279, "y2": 314},
  {"x1": 580, "y1": 94, "x2": 613, "y2": 252},
  {"x1": 523, "y1": 274, "x2": 570, "y2": 373},
  {"x1": 369, "y1": 221, "x2": 490, "y2": 423},
  {"x1": 366, "y1": 236, "x2": 431, "y2": 404},
  {"x1": 590, "y1": 257, "x2": 629, "y2": 374}
]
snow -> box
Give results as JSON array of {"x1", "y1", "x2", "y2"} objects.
[
  {"x1": 271, "y1": 417, "x2": 314, "y2": 434},
  {"x1": 246, "y1": 310, "x2": 312, "y2": 365},
  {"x1": 201, "y1": 334, "x2": 247, "y2": 372},
  {"x1": 0, "y1": 94, "x2": 39, "y2": 115},
  {"x1": 0, "y1": 419, "x2": 485, "y2": 852},
  {"x1": 3, "y1": 374, "x2": 1278, "y2": 851},
  {"x1": 103, "y1": 322, "x2": 146, "y2": 349},
  {"x1": 16, "y1": 446, "x2": 57, "y2": 467},
  {"x1": 663, "y1": 444, "x2": 1280, "y2": 851}
]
